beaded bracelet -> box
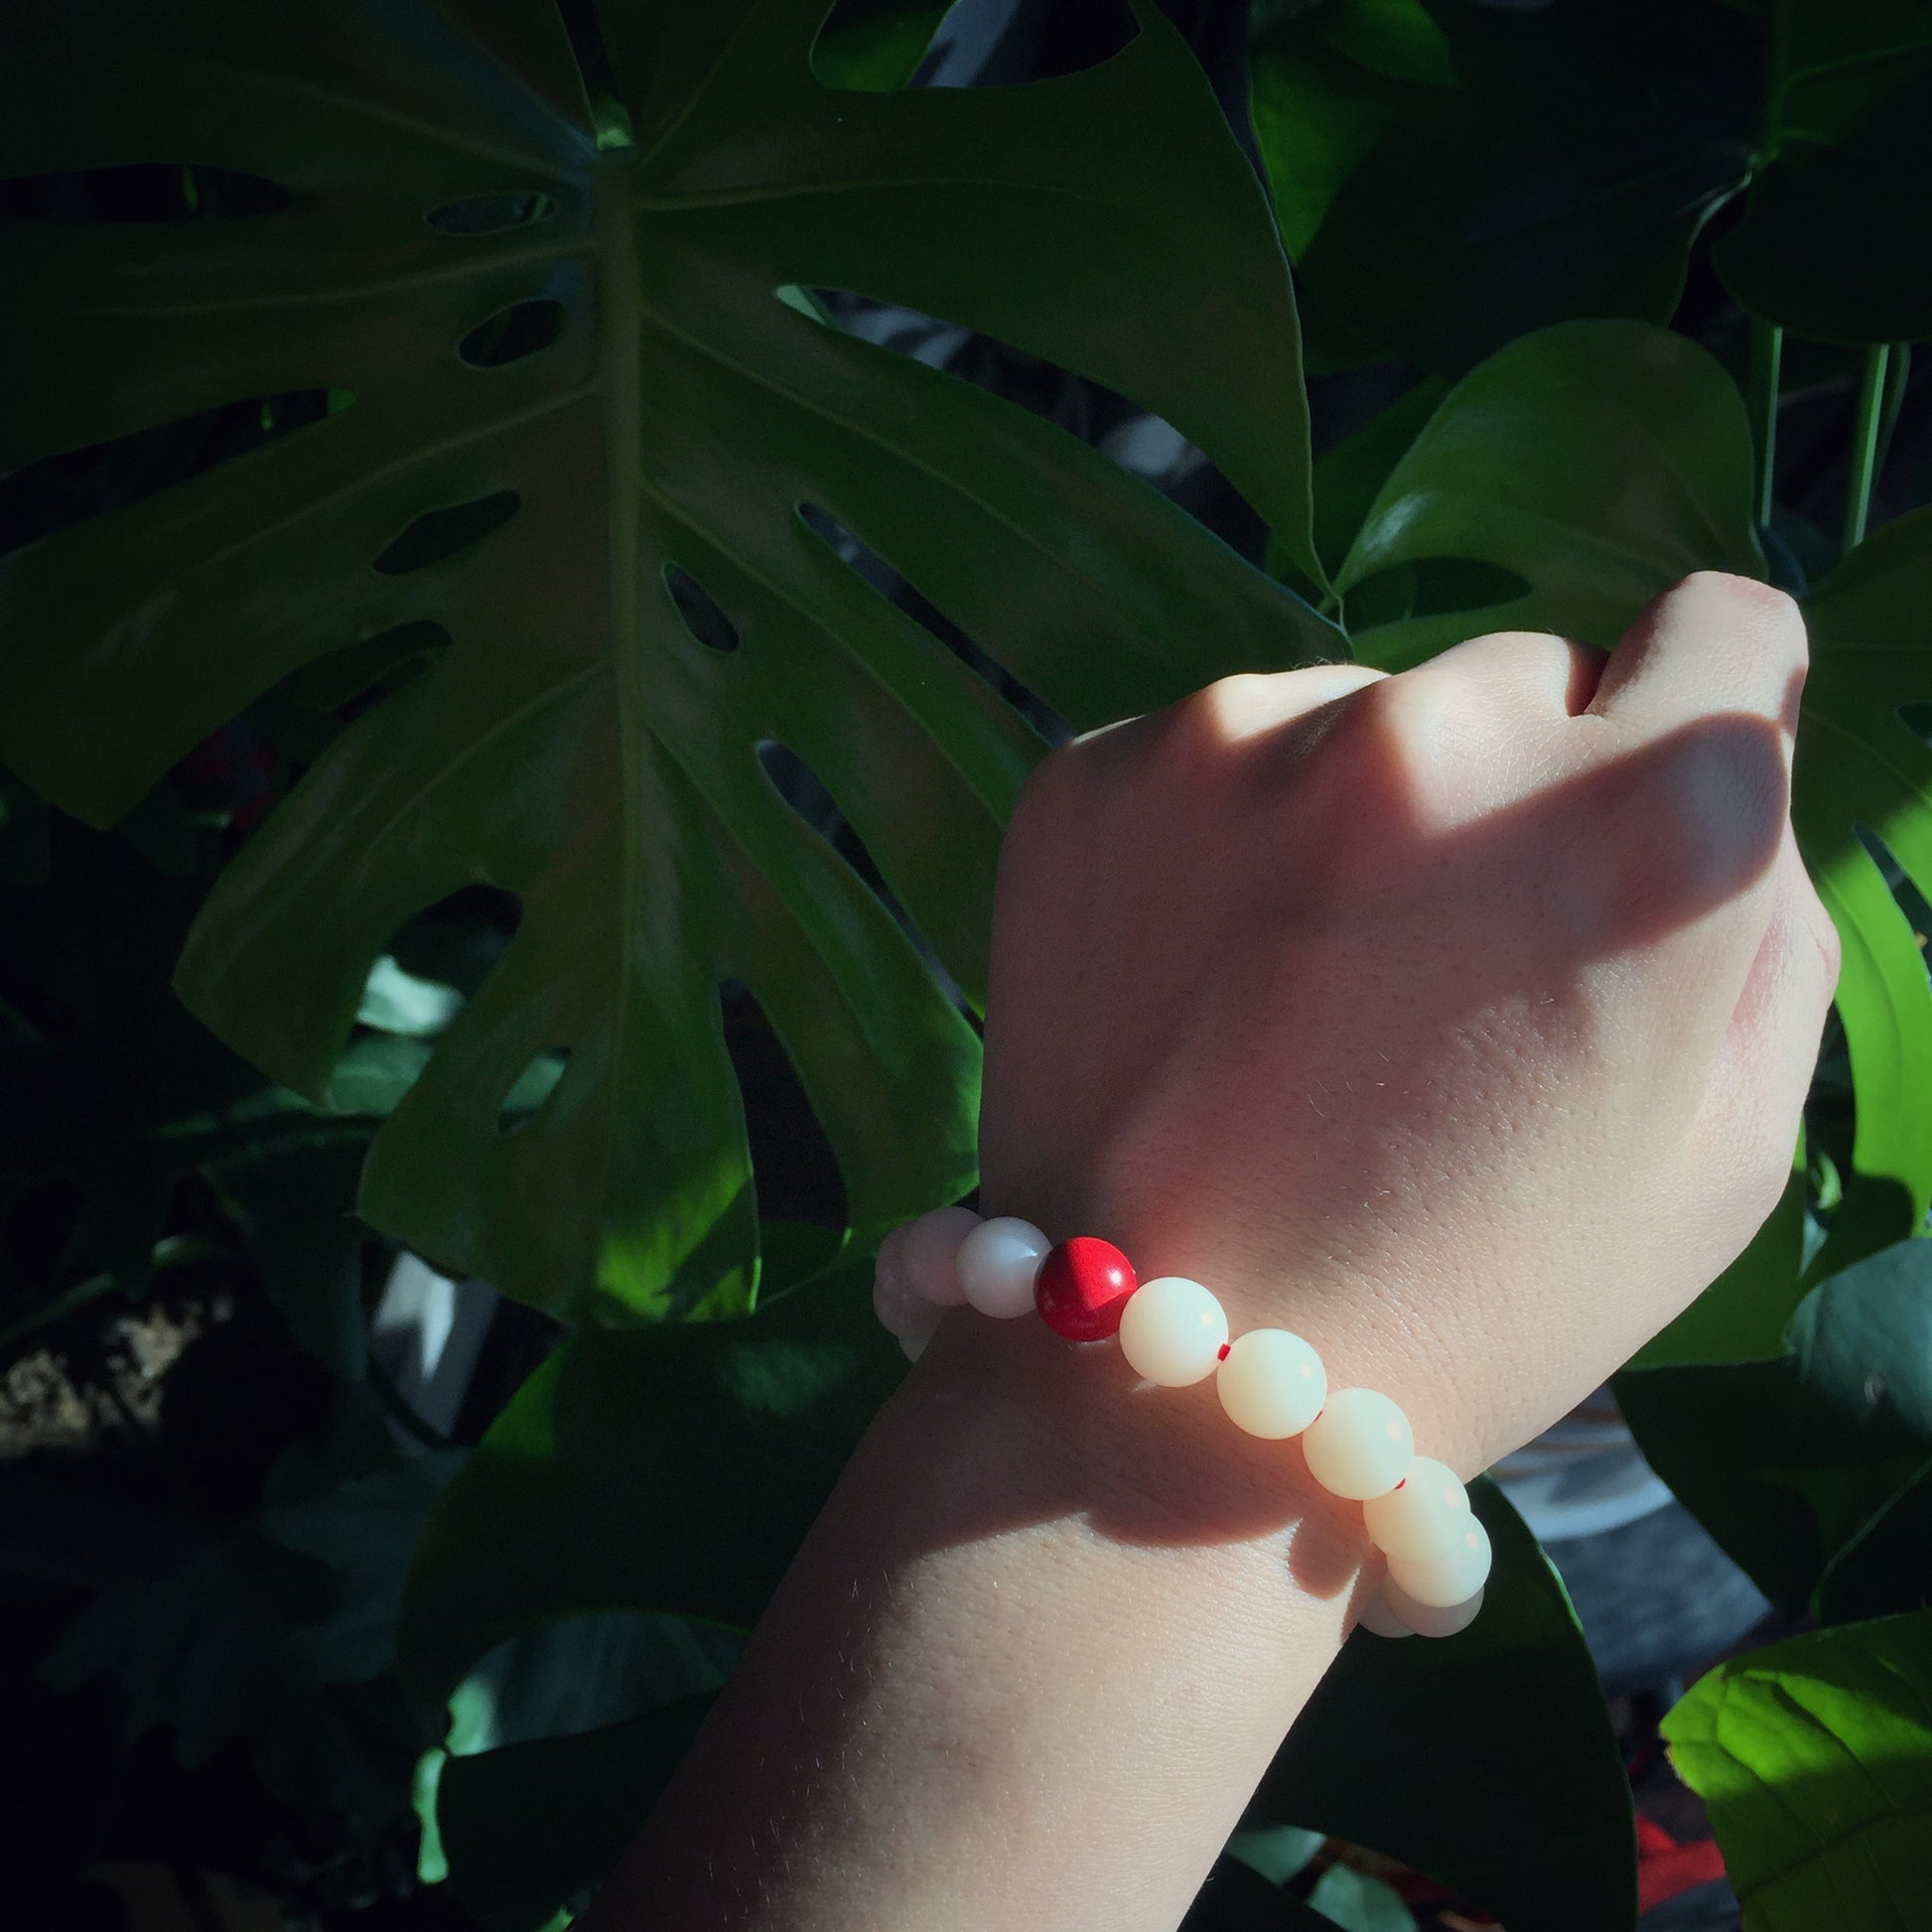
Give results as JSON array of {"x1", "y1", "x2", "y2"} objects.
[{"x1": 873, "y1": 1207, "x2": 1488, "y2": 1641}]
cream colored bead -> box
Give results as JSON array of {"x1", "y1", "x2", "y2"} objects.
[
  {"x1": 895, "y1": 1298, "x2": 944, "y2": 1362},
  {"x1": 902, "y1": 1205, "x2": 980, "y2": 1307},
  {"x1": 1300, "y1": 1387, "x2": 1414, "y2": 1500},
  {"x1": 1355, "y1": 1590, "x2": 1413, "y2": 1639},
  {"x1": 1387, "y1": 1517, "x2": 1492, "y2": 1608},
  {"x1": 1362, "y1": 1456, "x2": 1471, "y2": 1563},
  {"x1": 1383, "y1": 1578, "x2": 1484, "y2": 1639},
  {"x1": 1215, "y1": 1328, "x2": 1327, "y2": 1439},
  {"x1": 956, "y1": 1215, "x2": 1050, "y2": 1318},
  {"x1": 1117, "y1": 1276, "x2": 1229, "y2": 1386}
]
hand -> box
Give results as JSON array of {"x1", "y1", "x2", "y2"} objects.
[{"x1": 978, "y1": 572, "x2": 1838, "y2": 1473}]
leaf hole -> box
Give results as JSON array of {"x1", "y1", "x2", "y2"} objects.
[
  {"x1": 385, "y1": 886, "x2": 524, "y2": 1001},
  {"x1": 372, "y1": 490, "x2": 521, "y2": 575},
  {"x1": 497, "y1": 1046, "x2": 570, "y2": 1135},
  {"x1": 721, "y1": 980, "x2": 847, "y2": 1229},
  {"x1": 458, "y1": 298, "x2": 567, "y2": 369},
  {"x1": 243, "y1": 621, "x2": 454, "y2": 771},
  {"x1": 0, "y1": 162, "x2": 292, "y2": 221},
  {"x1": 0, "y1": 388, "x2": 352, "y2": 560},
  {"x1": 664, "y1": 565, "x2": 741, "y2": 653},
  {"x1": 424, "y1": 191, "x2": 558, "y2": 235},
  {"x1": 795, "y1": 502, "x2": 1065, "y2": 740},
  {"x1": 795, "y1": 291, "x2": 1260, "y2": 565},
  {"x1": 811, "y1": 0, "x2": 955, "y2": 90}
]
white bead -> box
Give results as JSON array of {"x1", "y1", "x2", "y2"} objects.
[
  {"x1": 1387, "y1": 1517, "x2": 1492, "y2": 1608},
  {"x1": 1354, "y1": 1591, "x2": 1413, "y2": 1639},
  {"x1": 1382, "y1": 1578, "x2": 1484, "y2": 1639},
  {"x1": 902, "y1": 1205, "x2": 980, "y2": 1307},
  {"x1": 1117, "y1": 1276, "x2": 1229, "y2": 1386},
  {"x1": 896, "y1": 1298, "x2": 945, "y2": 1362},
  {"x1": 956, "y1": 1215, "x2": 1050, "y2": 1318},
  {"x1": 1300, "y1": 1387, "x2": 1414, "y2": 1501},
  {"x1": 1215, "y1": 1328, "x2": 1327, "y2": 1439},
  {"x1": 872, "y1": 1224, "x2": 924, "y2": 1336},
  {"x1": 1362, "y1": 1456, "x2": 1470, "y2": 1563}
]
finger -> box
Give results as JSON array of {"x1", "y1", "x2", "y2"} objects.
[
  {"x1": 1588, "y1": 573, "x2": 1808, "y2": 769},
  {"x1": 1072, "y1": 661, "x2": 1388, "y2": 768},
  {"x1": 1403, "y1": 628, "x2": 1608, "y2": 721}
]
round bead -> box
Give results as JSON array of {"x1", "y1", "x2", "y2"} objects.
[
  {"x1": 1300, "y1": 1387, "x2": 1415, "y2": 1501},
  {"x1": 894, "y1": 1298, "x2": 945, "y2": 1362},
  {"x1": 1354, "y1": 1591, "x2": 1413, "y2": 1640},
  {"x1": 956, "y1": 1216, "x2": 1051, "y2": 1318},
  {"x1": 872, "y1": 1224, "x2": 924, "y2": 1336},
  {"x1": 901, "y1": 1205, "x2": 980, "y2": 1308},
  {"x1": 1215, "y1": 1328, "x2": 1327, "y2": 1439},
  {"x1": 1035, "y1": 1237, "x2": 1138, "y2": 1341},
  {"x1": 1118, "y1": 1277, "x2": 1229, "y2": 1386},
  {"x1": 1362, "y1": 1456, "x2": 1471, "y2": 1563},
  {"x1": 1382, "y1": 1578, "x2": 1484, "y2": 1639},
  {"x1": 1387, "y1": 1517, "x2": 1492, "y2": 1608}
]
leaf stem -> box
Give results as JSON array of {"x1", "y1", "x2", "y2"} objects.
[
  {"x1": 1748, "y1": 318, "x2": 1782, "y2": 525},
  {"x1": 1841, "y1": 344, "x2": 1891, "y2": 556}
]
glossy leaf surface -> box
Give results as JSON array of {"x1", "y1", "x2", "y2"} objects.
[
  {"x1": 0, "y1": 0, "x2": 1332, "y2": 1322},
  {"x1": 1663, "y1": 1610, "x2": 1932, "y2": 1931}
]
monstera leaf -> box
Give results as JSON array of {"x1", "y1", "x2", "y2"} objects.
[
  {"x1": 0, "y1": 0, "x2": 1332, "y2": 1321},
  {"x1": 1329, "y1": 319, "x2": 1932, "y2": 1257}
]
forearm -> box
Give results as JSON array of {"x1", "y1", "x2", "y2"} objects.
[{"x1": 591, "y1": 1301, "x2": 1371, "y2": 1931}]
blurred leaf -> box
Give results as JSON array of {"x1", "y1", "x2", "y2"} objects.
[
  {"x1": 1228, "y1": 1823, "x2": 1325, "y2": 1885},
  {"x1": 1716, "y1": 4, "x2": 1932, "y2": 344},
  {"x1": 356, "y1": 955, "x2": 463, "y2": 1038},
  {"x1": 810, "y1": 0, "x2": 949, "y2": 89},
  {"x1": 432, "y1": 1696, "x2": 716, "y2": 1932},
  {"x1": 263, "y1": 1449, "x2": 466, "y2": 1682},
  {"x1": 1618, "y1": 1236, "x2": 1932, "y2": 1619},
  {"x1": 0, "y1": 0, "x2": 1334, "y2": 1325},
  {"x1": 1308, "y1": 1863, "x2": 1416, "y2": 1932},
  {"x1": 1663, "y1": 1610, "x2": 1932, "y2": 1929},
  {"x1": 399, "y1": 1251, "x2": 897, "y2": 1720},
  {"x1": 1182, "y1": 1858, "x2": 1339, "y2": 1931},
  {"x1": 1628, "y1": 1165, "x2": 1808, "y2": 1370},
  {"x1": 1255, "y1": 1482, "x2": 1635, "y2": 1932},
  {"x1": 1312, "y1": 0, "x2": 1453, "y2": 87}
]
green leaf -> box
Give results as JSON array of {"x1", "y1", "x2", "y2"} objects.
[
  {"x1": 1627, "y1": 1162, "x2": 1808, "y2": 1370},
  {"x1": 1716, "y1": 4, "x2": 1932, "y2": 344},
  {"x1": 1618, "y1": 1236, "x2": 1932, "y2": 1619},
  {"x1": 398, "y1": 1250, "x2": 897, "y2": 1719},
  {"x1": 1307, "y1": 1863, "x2": 1417, "y2": 1932},
  {"x1": 0, "y1": 0, "x2": 1334, "y2": 1324},
  {"x1": 1227, "y1": 1823, "x2": 1325, "y2": 1885},
  {"x1": 1268, "y1": 0, "x2": 1752, "y2": 374},
  {"x1": 432, "y1": 1696, "x2": 716, "y2": 1932},
  {"x1": 1794, "y1": 511, "x2": 1932, "y2": 1246},
  {"x1": 1663, "y1": 1610, "x2": 1932, "y2": 1932},
  {"x1": 1255, "y1": 1482, "x2": 1635, "y2": 1932},
  {"x1": 1340, "y1": 320, "x2": 1762, "y2": 663},
  {"x1": 1183, "y1": 1858, "x2": 1339, "y2": 1932}
]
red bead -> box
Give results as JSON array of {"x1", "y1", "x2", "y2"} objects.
[{"x1": 1035, "y1": 1237, "x2": 1138, "y2": 1341}]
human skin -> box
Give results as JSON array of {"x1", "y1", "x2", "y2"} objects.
[{"x1": 588, "y1": 573, "x2": 1839, "y2": 1931}]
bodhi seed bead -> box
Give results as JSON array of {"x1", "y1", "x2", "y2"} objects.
[
  {"x1": 1387, "y1": 1516, "x2": 1492, "y2": 1608},
  {"x1": 1301, "y1": 1387, "x2": 1415, "y2": 1501},
  {"x1": 1354, "y1": 1591, "x2": 1413, "y2": 1640},
  {"x1": 1215, "y1": 1328, "x2": 1327, "y2": 1439},
  {"x1": 902, "y1": 1205, "x2": 981, "y2": 1308},
  {"x1": 1362, "y1": 1456, "x2": 1471, "y2": 1563},
  {"x1": 1382, "y1": 1578, "x2": 1484, "y2": 1639},
  {"x1": 894, "y1": 1297, "x2": 944, "y2": 1363},
  {"x1": 1118, "y1": 1276, "x2": 1229, "y2": 1386},
  {"x1": 956, "y1": 1216, "x2": 1051, "y2": 1318}
]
